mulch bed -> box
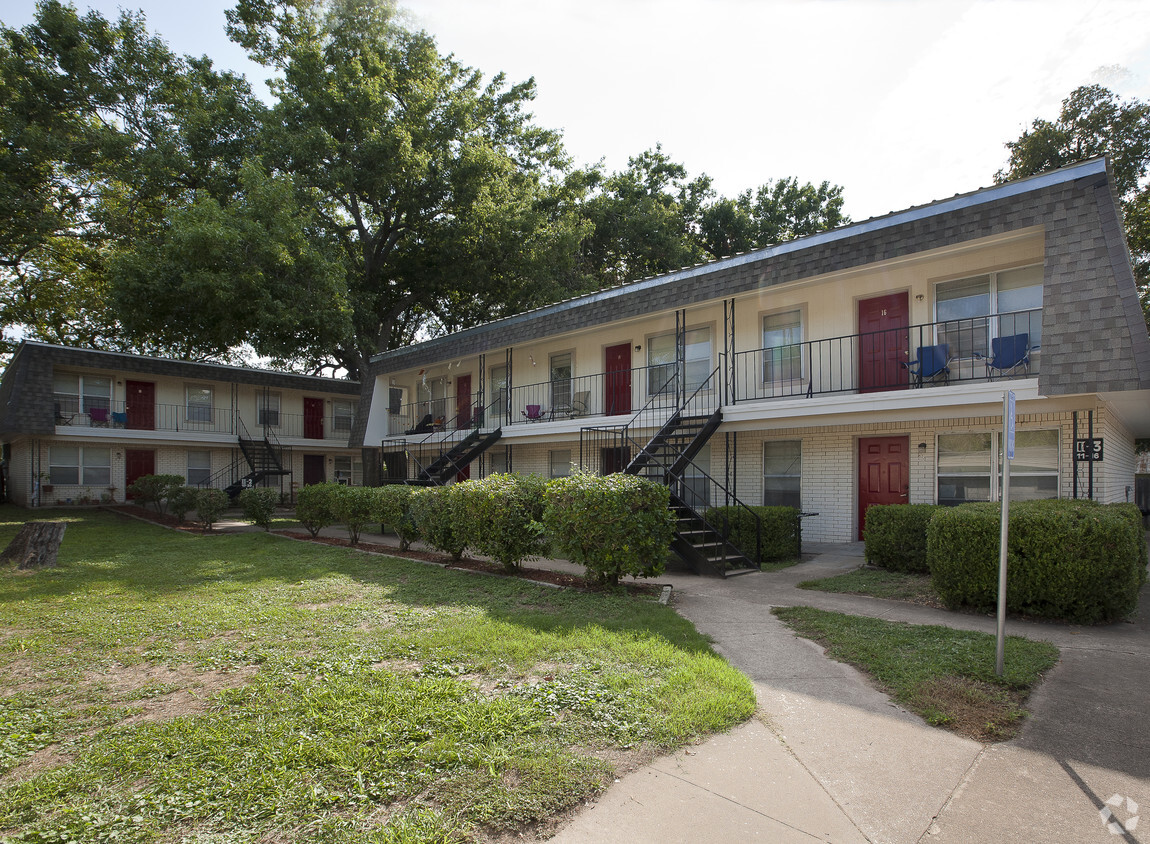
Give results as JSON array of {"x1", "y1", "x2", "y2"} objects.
[{"x1": 107, "y1": 504, "x2": 206, "y2": 532}]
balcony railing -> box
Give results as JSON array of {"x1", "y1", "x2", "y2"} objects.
[
  {"x1": 731, "y1": 308, "x2": 1041, "y2": 402},
  {"x1": 261, "y1": 410, "x2": 354, "y2": 441}
]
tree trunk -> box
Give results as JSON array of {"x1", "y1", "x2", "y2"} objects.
[{"x1": 1, "y1": 521, "x2": 67, "y2": 570}]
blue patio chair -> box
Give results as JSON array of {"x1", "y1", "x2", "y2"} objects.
[
  {"x1": 976, "y1": 333, "x2": 1030, "y2": 379},
  {"x1": 903, "y1": 344, "x2": 951, "y2": 387},
  {"x1": 110, "y1": 411, "x2": 128, "y2": 427}
]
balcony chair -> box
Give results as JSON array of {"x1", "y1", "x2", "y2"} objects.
[
  {"x1": 405, "y1": 413, "x2": 434, "y2": 435},
  {"x1": 110, "y1": 411, "x2": 128, "y2": 428},
  {"x1": 88, "y1": 407, "x2": 110, "y2": 426},
  {"x1": 903, "y1": 344, "x2": 951, "y2": 388},
  {"x1": 976, "y1": 333, "x2": 1030, "y2": 379},
  {"x1": 569, "y1": 390, "x2": 590, "y2": 418},
  {"x1": 522, "y1": 404, "x2": 546, "y2": 422}
]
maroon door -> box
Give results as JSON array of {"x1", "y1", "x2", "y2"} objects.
[
  {"x1": 858, "y1": 436, "x2": 909, "y2": 539},
  {"x1": 604, "y1": 343, "x2": 632, "y2": 415},
  {"x1": 125, "y1": 449, "x2": 155, "y2": 498},
  {"x1": 858, "y1": 293, "x2": 909, "y2": 393},
  {"x1": 303, "y1": 454, "x2": 325, "y2": 485},
  {"x1": 304, "y1": 397, "x2": 324, "y2": 439},
  {"x1": 456, "y1": 374, "x2": 472, "y2": 429},
  {"x1": 125, "y1": 381, "x2": 155, "y2": 430}
]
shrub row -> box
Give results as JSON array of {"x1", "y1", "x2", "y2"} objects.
[
  {"x1": 707, "y1": 505, "x2": 801, "y2": 564},
  {"x1": 927, "y1": 500, "x2": 1147, "y2": 624},
  {"x1": 125, "y1": 474, "x2": 230, "y2": 531},
  {"x1": 863, "y1": 504, "x2": 942, "y2": 573}
]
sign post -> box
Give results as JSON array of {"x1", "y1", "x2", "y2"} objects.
[{"x1": 996, "y1": 390, "x2": 1015, "y2": 677}]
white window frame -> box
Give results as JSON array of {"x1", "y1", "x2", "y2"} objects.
[
  {"x1": 53, "y1": 372, "x2": 111, "y2": 417},
  {"x1": 187, "y1": 450, "x2": 212, "y2": 486},
  {"x1": 763, "y1": 440, "x2": 802, "y2": 508},
  {"x1": 933, "y1": 264, "x2": 1043, "y2": 360},
  {"x1": 49, "y1": 445, "x2": 110, "y2": 486},
  {"x1": 257, "y1": 391, "x2": 281, "y2": 427},
  {"x1": 761, "y1": 309, "x2": 805, "y2": 385},
  {"x1": 549, "y1": 352, "x2": 573, "y2": 410},
  {"x1": 936, "y1": 428, "x2": 1059, "y2": 505},
  {"x1": 332, "y1": 400, "x2": 355, "y2": 433},
  {"x1": 334, "y1": 456, "x2": 363, "y2": 486},
  {"x1": 646, "y1": 325, "x2": 712, "y2": 396},
  {"x1": 549, "y1": 448, "x2": 572, "y2": 479},
  {"x1": 185, "y1": 384, "x2": 213, "y2": 424}
]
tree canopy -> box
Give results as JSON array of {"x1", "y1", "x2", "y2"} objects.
[
  {"x1": 998, "y1": 84, "x2": 1150, "y2": 326},
  {"x1": 1, "y1": 0, "x2": 851, "y2": 378}
]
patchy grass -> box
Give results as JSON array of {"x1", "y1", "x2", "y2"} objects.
[
  {"x1": 0, "y1": 507, "x2": 754, "y2": 842},
  {"x1": 758, "y1": 558, "x2": 802, "y2": 573},
  {"x1": 772, "y1": 606, "x2": 1058, "y2": 742},
  {"x1": 797, "y1": 566, "x2": 941, "y2": 606}
]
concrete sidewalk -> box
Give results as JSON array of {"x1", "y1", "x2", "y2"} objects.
[{"x1": 551, "y1": 543, "x2": 1150, "y2": 844}]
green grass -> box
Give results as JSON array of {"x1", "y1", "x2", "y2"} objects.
[
  {"x1": 0, "y1": 507, "x2": 755, "y2": 842},
  {"x1": 797, "y1": 566, "x2": 939, "y2": 604},
  {"x1": 772, "y1": 606, "x2": 1058, "y2": 742}
]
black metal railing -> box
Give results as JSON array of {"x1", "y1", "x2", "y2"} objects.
[
  {"x1": 380, "y1": 393, "x2": 502, "y2": 483},
  {"x1": 53, "y1": 399, "x2": 236, "y2": 434},
  {"x1": 731, "y1": 308, "x2": 1042, "y2": 402}
]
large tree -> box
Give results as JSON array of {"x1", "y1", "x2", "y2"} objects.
[{"x1": 997, "y1": 84, "x2": 1150, "y2": 325}]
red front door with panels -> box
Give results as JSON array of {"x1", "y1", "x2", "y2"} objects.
[
  {"x1": 858, "y1": 293, "x2": 909, "y2": 393},
  {"x1": 857, "y1": 436, "x2": 909, "y2": 540},
  {"x1": 125, "y1": 450, "x2": 155, "y2": 498},
  {"x1": 604, "y1": 343, "x2": 632, "y2": 416},
  {"x1": 125, "y1": 380, "x2": 155, "y2": 430},
  {"x1": 304, "y1": 397, "x2": 324, "y2": 439}
]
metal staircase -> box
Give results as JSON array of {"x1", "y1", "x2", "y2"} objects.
[
  {"x1": 413, "y1": 427, "x2": 503, "y2": 485},
  {"x1": 382, "y1": 396, "x2": 504, "y2": 486},
  {"x1": 226, "y1": 435, "x2": 290, "y2": 498}
]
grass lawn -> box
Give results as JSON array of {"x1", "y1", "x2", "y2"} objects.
[
  {"x1": 0, "y1": 507, "x2": 755, "y2": 842},
  {"x1": 772, "y1": 607, "x2": 1058, "y2": 742},
  {"x1": 797, "y1": 566, "x2": 940, "y2": 606}
]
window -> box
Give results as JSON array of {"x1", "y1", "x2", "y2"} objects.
[
  {"x1": 490, "y1": 365, "x2": 508, "y2": 421},
  {"x1": 418, "y1": 377, "x2": 447, "y2": 421},
  {"x1": 681, "y1": 444, "x2": 710, "y2": 510},
  {"x1": 550, "y1": 353, "x2": 572, "y2": 409},
  {"x1": 187, "y1": 450, "x2": 212, "y2": 486},
  {"x1": 334, "y1": 456, "x2": 363, "y2": 486},
  {"x1": 935, "y1": 265, "x2": 1042, "y2": 359},
  {"x1": 647, "y1": 327, "x2": 712, "y2": 395},
  {"x1": 186, "y1": 385, "x2": 213, "y2": 424},
  {"x1": 257, "y1": 392, "x2": 281, "y2": 427},
  {"x1": 49, "y1": 446, "x2": 110, "y2": 486},
  {"x1": 488, "y1": 448, "x2": 509, "y2": 476},
  {"x1": 53, "y1": 373, "x2": 111, "y2": 417},
  {"x1": 937, "y1": 429, "x2": 1058, "y2": 505},
  {"x1": 763, "y1": 441, "x2": 802, "y2": 507},
  {"x1": 549, "y1": 449, "x2": 572, "y2": 478},
  {"x1": 333, "y1": 401, "x2": 355, "y2": 433},
  {"x1": 762, "y1": 311, "x2": 803, "y2": 383}
]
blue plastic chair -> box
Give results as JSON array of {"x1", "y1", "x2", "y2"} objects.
[
  {"x1": 977, "y1": 333, "x2": 1030, "y2": 379},
  {"x1": 904, "y1": 344, "x2": 951, "y2": 387}
]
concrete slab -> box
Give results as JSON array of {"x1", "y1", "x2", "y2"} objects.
[{"x1": 549, "y1": 718, "x2": 867, "y2": 844}]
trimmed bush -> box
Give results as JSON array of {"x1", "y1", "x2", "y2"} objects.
[
  {"x1": 239, "y1": 486, "x2": 279, "y2": 531},
  {"x1": 707, "y1": 505, "x2": 801, "y2": 564},
  {"x1": 455, "y1": 473, "x2": 547, "y2": 572},
  {"x1": 168, "y1": 486, "x2": 199, "y2": 524},
  {"x1": 127, "y1": 474, "x2": 185, "y2": 514},
  {"x1": 927, "y1": 499, "x2": 1148, "y2": 624},
  {"x1": 864, "y1": 504, "x2": 942, "y2": 573},
  {"x1": 296, "y1": 483, "x2": 340, "y2": 537},
  {"x1": 195, "y1": 488, "x2": 229, "y2": 531},
  {"x1": 410, "y1": 485, "x2": 466, "y2": 560},
  {"x1": 330, "y1": 486, "x2": 378, "y2": 546},
  {"x1": 543, "y1": 473, "x2": 674, "y2": 586},
  {"x1": 376, "y1": 485, "x2": 420, "y2": 551}
]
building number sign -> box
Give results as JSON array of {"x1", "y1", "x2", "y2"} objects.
[{"x1": 1074, "y1": 438, "x2": 1104, "y2": 462}]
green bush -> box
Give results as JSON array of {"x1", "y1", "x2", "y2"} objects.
[
  {"x1": 410, "y1": 485, "x2": 465, "y2": 560},
  {"x1": 239, "y1": 486, "x2": 279, "y2": 531},
  {"x1": 864, "y1": 504, "x2": 942, "y2": 573},
  {"x1": 296, "y1": 483, "x2": 340, "y2": 537},
  {"x1": 330, "y1": 486, "x2": 378, "y2": 546},
  {"x1": 455, "y1": 474, "x2": 547, "y2": 572},
  {"x1": 543, "y1": 473, "x2": 674, "y2": 586},
  {"x1": 168, "y1": 486, "x2": 199, "y2": 524},
  {"x1": 195, "y1": 488, "x2": 229, "y2": 531},
  {"x1": 927, "y1": 500, "x2": 1148, "y2": 623},
  {"x1": 375, "y1": 485, "x2": 420, "y2": 551},
  {"x1": 127, "y1": 474, "x2": 185, "y2": 514},
  {"x1": 707, "y1": 505, "x2": 800, "y2": 564}
]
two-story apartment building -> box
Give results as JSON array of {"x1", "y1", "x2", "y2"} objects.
[
  {"x1": 352, "y1": 159, "x2": 1150, "y2": 555},
  {"x1": 0, "y1": 343, "x2": 362, "y2": 507}
]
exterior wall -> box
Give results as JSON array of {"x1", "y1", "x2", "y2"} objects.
[{"x1": 1095, "y1": 407, "x2": 1137, "y2": 505}]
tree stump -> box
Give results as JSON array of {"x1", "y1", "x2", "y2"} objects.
[{"x1": 1, "y1": 521, "x2": 67, "y2": 570}]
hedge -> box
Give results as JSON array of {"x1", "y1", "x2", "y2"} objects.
[
  {"x1": 409, "y1": 485, "x2": 466, "y2": 560},
  {"x1": 330, "y1": 486, "x2": 379, "y2": 545},
  {"x1": 375, "y1": 485, "x2": 420, "y2": 550},
  {"x1": 296, "y1": 483, "x2": 341, "y2": 537},
  {"x1": 195, "y1": 488, "x2": 229, "y2": 531},
  {"x1": 454, "y1": 473, "x2": 547, "y2": 572},
  {"x1": 543, "y1": 473, "x2": 674, "y2": 586},
  {"x1": 863, "y1": 504, "x2": 942, "y2": 573},
  {"x1": 927, "y1": 499, "x2": 1147, "y2": 624},
  {"x1": 239, "y1": 486, "x2": 279, "y2": 531},
  {"x1": 706, "y1": 505, "x2": 800, "y2": 564},
  {"x1": 127, "y1": 474, "x2": 185, "y2": 514}
]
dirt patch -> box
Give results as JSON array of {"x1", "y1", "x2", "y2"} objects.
[
  {"x1": 84, "y1": 663, "x2": 259, "y2": 724},
  {"x1": 0, "y1": 743, "x2": 75, "y2": 787},
  {"x1": 910, "y1": 674, "x2": 1029, "y2": 742}
]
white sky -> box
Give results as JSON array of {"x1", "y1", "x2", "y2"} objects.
[{"x1": 3, "y1": 0, "x2": 1150, "y2": 221}]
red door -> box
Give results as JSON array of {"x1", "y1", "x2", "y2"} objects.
[
  {"x1": 125, "y1": 381, "x2": 155, "y2": 430},
  {"x1": 604, "y1": 343, "x2": 632, "y2": 416},
  {"x1": 456, "y1": 374, "x2": 472, "y2": 429},
  {"x1": 858, "y1": 293, "x2": 909, "y2": 393},
  {"x1": 858, "y1": 436, "x2": 909, "y2": 539},
  {"x1": 125, "y1": 449, "x2": 155, "y2": 498},
  {"x1": 304, "y1": 397, "x2": 324, "y2": 439}
]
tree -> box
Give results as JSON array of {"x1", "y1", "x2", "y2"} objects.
[
  {"x1": 224, "y1": 0, "x2": 582, "y2": 378},
  {"x1": 998, "y1": 85, "x2": 1150, "y2": 325}
]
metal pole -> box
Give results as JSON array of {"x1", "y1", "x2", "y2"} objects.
[{"x1": 996, "y1": 390, "x2": 1013, "y2": 677}]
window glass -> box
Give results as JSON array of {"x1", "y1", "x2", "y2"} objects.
[
  {"x1": 187, "y1": 450, "x2": 212, "y2": 486},
  {"x1": 935, "y1": 266, "x2": 1043, "y2": 361},
  {"x1": 82, "y1": 447, "x2": 111, "y2": 486},
  {"x1": 647, "y1": 327, "x2": 712, "y2": 394},
  {"x1": 549, "y1": 449, "x2": 572, "y2": 478},
  {"x1": 49, "y1": 446, "x2": 79, "y2": 485},
  {"x1": 334, "y1": 456, "x2": 362, "y2": 485},
  {"x1": 937, "y1": 433, "x2": 993, "y2": 506},
  {"x1": 683, "y1": 327, "x2": 712, "y2": 391},
  {"x1": 333, "y1": 401, "x2": 355, "y2": 432},
  {"x1": 681, "y1": 444, "x2": 710, "y2": 510},
  {"x1": 53, "y1": 373, "x2": 80, "y2": 417},
  {"x1": 82, "y1": 377, "x2": 111, "y2": 413},
  {"x1": 257, "y1": 392, "x2": 281, "y2": 427},
  {"x1": 996, "y1": 266, "x2": 1043, "y2": 348},
  {"x1": 490, "y1": 365, "x2": 508, "y2": 419},
  {"x1": 488, "y1": 449, "x2": 509, "y2": 475},
  {"x1": 763, "y1": 441, "x2": 802, "y2": 508},
  {"x1": 186, "y1": 385, "x2": 213, "y2": 423},
  {"x1": 1000, "y1": 429, "x2": 1058, "y2": 501},
  {"x1": 936, "y1": 276, "x2": 991, "y2": 359},
  {"x1": 763, "y1": 311, "x2": 803, "y2": 382},
  {"x1": 550, "y1": 353, "x2": 572, "y2": 409}
]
